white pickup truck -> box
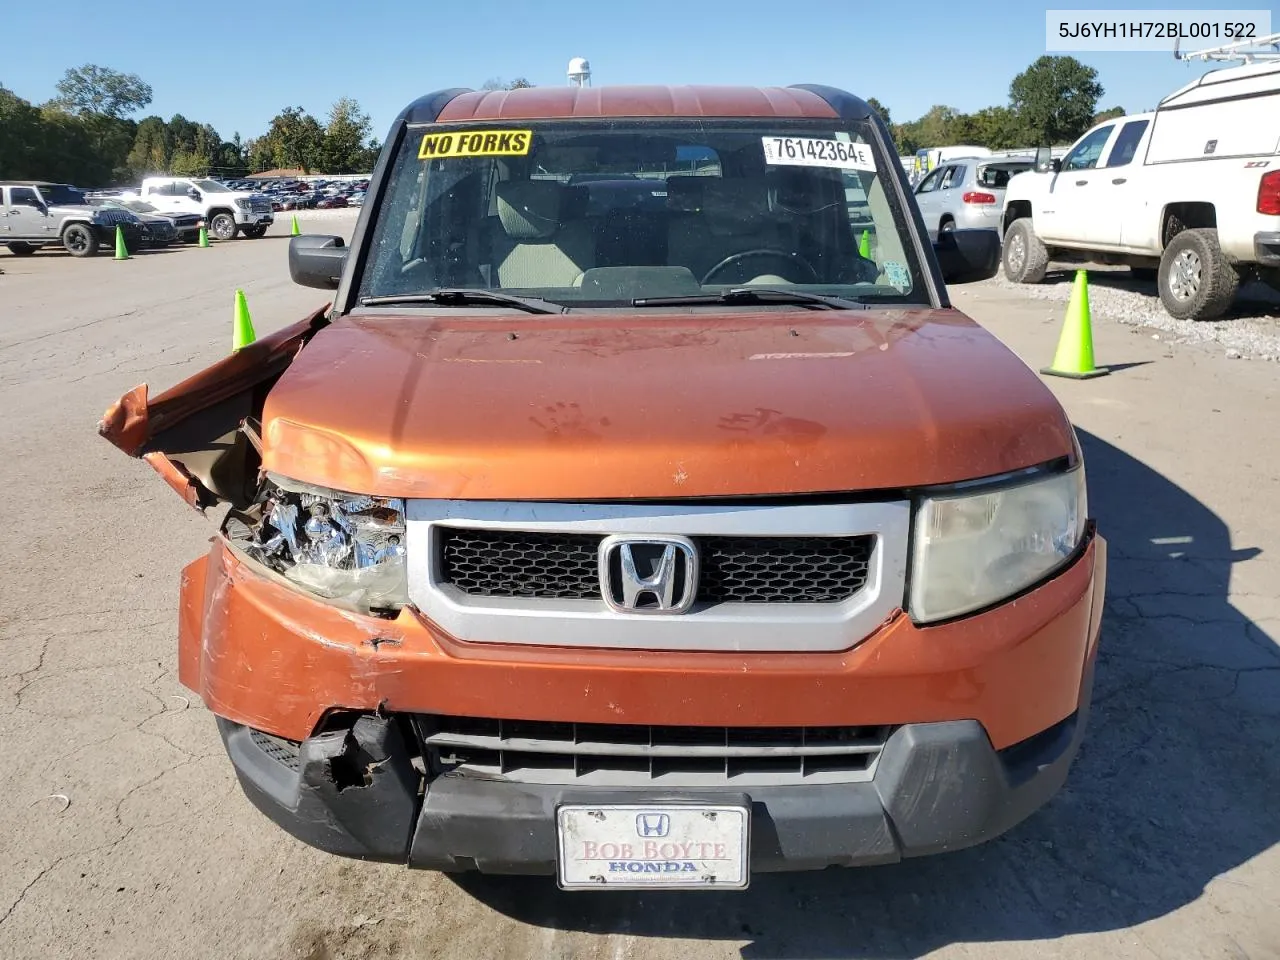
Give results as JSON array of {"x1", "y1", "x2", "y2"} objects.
[
  {"x1": 122, "y1": 177, "x2": 274, "y2": 241},
  {"x1": 1001, "y1": 58, "x2": 1280, "y2": 320}
]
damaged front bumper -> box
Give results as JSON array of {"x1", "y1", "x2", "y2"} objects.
[{"x1": 217, "y1": 694, "x2": 1093, "y2": 872}]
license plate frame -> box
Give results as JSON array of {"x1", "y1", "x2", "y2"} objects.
[{"x1": 555, "y1": 801, "x2": 750, "y2": 891}]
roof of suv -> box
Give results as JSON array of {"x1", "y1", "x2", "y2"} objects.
[
  {"x1": 427, "y1": 85, "x2": 846, "y2": 123},
  {"x1": 0, "y1": 181, "x2": 69, "y2": 188}
]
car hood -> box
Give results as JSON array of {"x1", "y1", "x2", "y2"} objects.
[
  {"x1": 54, "y1": 203, "x2": 133, "y2": 219},
  {"x1": 259, "y1": 308, "x2": 1077, "y2": 500}
]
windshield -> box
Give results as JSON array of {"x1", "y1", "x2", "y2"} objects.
[
  {"x1": 192, "y1": 179, "x2": 232, "y2": 193},
  {"x1": 356, "y1": 119, "x2": 927, "y2": 307},
  {"x1": 41, "y1": 184, "x2": 87, "y2": 205}
]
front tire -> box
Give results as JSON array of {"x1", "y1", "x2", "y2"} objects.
[
  {"x1": 62, "y1": 224, "x2": 99, "y2": 257},
  {"x1": 1158, "y1": 228, "x2": 1239, "y2": 321},
  {"x1": 7, "y1": 242, "x2": 37, "y2": 256},
  {"x1": 241, "y1": 224, "x2": 268, "y2": 239},
  {"x1": 209, "y1": 212, "x2": 237, "y2": 241},
  {"x1": 1002, "y1": 218, "x2": 1048, "y2": 283}
]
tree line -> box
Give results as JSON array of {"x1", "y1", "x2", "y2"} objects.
[
  {"x1": 0, "y1": 56, "x2": 1120, "y2": 186},
  {"x1": 868, "y1": 55, "x2": 1122, "y2": 154},
  {"x1": 0, "y1": 64, "x2": 382, "y2": 186}
]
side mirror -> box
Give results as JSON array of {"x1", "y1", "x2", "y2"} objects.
[
  {"x1": 188, "y1": 189, "x2": 201, "y2": 201},
  {"x1": 1034, "y1": 146, "x2": 1061, "y2": 174},
  {"x1": 934, "y1": 228, "x2": 1000, "y2": 285},
  {"x1": 289, "y1": 234, "x2": 347, "y2": 289}
]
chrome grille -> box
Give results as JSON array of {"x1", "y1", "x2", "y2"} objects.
[
  {"x1": 416, "y1": 715, "x2": 891, "y2": 786},
  {"x1": 439, "y1": 529, "x2": 873, "y2": 604}
]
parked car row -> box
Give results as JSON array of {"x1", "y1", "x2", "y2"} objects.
[{"x1": 1, "y1": 181, "x2": 204, "y2": 257}]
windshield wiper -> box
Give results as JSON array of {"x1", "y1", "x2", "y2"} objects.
[
  {"x1": 631, "y1": 288, "x2": 868, "y2": 310},
  {"x1": 359, "y1": 288, "x2": 564, "y2": 314}
]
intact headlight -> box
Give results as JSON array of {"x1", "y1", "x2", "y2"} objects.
[
  {"x1": 224, "y1": 475, "x2": 407, "y2": 612},
  {"x1": 909, "y1": 466, "x2": 1087, "y2": 624},
  {"x1": 233, "y1": 197, "x2": 250, "y2": 210}
]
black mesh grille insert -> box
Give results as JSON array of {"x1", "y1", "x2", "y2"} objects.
[
  {"x1": 439, "y1": 529, "x2": 873, "y2": 603},
  {"x1": 249, "y1": 728, "x2": 301, "y2": 771}
]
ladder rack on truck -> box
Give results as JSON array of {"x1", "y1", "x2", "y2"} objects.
[{"x1": 1174, "y1": 31, "x2": 1280, "y2": 62}]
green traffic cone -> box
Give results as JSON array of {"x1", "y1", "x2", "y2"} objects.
[
  {"x1": 858, "y1": 229, "x2": 871, "y2": 259},
  {"x1": 197, "y1": 226, "x2": 209, "y2": 248},
  {"x1": 291, "y1": 215, "x2": 301, "y2": 237},
  {"x1": 232, "y1": 289, "x2": 257, "y2": 351},
  {"x1": 114, "y1": 225, "x2": 129, "y2": 260},
  {"x1": 1041, "y1": 270, "x2": 1108, "y2": 379}
]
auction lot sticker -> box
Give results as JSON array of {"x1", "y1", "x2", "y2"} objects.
[
  {"x1": 762, "y1": 136, "x2": 876, "y2": 171},
  {"x1": 419, "y1": 129, "x2": 532, "y2": 159}
]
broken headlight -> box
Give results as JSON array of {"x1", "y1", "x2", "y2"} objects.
[{"x1": 224, "y1": 474, "x2": 407, "y2": 612}]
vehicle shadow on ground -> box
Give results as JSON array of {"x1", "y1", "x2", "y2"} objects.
[
  {"x1": 452, "y1": 430, "x2": 1279, "y2": 958},
  {"x1": 1040, "y1": 269, "x2": 1280, "y2": 319}
]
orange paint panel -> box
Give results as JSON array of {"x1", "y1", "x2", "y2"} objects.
[
  {"x1": 181, "y1": 538, "x2": 1103, "y2": 750},
  {"x1": 259, "y1": 309, "x2": 1078, "y2": 501}
]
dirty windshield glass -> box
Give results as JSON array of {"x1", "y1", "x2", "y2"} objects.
[{"x1": 357, "y1": 120, "x2": 926, "y2": 307}]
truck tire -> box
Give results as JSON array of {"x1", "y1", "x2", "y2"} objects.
[
  {"x1": 62, "y1": 224, "x2": 99, "y2": 258},
  {"x1": 1002, "y1": 218, "x2": 1048, "y2": 284},
  {"x1": 6, "y1": 242, "x2": 37, "y2": 256},
  {"x1": 241, "y1": 224, "x2": 268, "y2": 239},
  {"x1": 1158, "y1": 228, "x2": 1239, "y2": 321},
  {"x1": 209, "y1": 211, "x2": 237, "y2": 241}
]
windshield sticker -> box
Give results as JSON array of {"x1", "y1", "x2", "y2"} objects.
[
  {"x1": 884, "y1": 261, "x2": 910, "y2": 290},
  {"x1": 762, "y1": 136, "x2": 876, "y2": 171},
  {"x1": 419, "y1": 129, "x2": 532, "y2": 160}
]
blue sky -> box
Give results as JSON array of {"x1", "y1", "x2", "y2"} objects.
[{"x1": 1, "y1": 0, "x2": 1256, "y2": 144}]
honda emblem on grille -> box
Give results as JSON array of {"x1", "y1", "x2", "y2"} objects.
[{"x1": 599, "y1": 535, "x2": 698, "y2": 614}]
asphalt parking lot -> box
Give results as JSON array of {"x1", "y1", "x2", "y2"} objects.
[{"x1": 2, "y1": 212, "x2": 1278, "y2": 960}]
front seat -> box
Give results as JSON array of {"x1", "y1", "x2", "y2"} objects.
[{"x1": 490, "y1": 180, "x2": 594, "y2": 288}]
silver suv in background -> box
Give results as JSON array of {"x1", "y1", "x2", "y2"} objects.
[
  {"x1": 913, "y1": 158, "x2": 1035, "y2": 242},
  {"x1": 2, "y1": 181, "x2": 147, "y2": 257}
]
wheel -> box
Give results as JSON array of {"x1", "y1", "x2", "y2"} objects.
[
  {"x1": 940, "y1": 218, "x2": 955, "y2": 234},
  {"x1": 1158, "y1": 228, "x2": 1239, "y2": 321},
  {"x1": 6, "y1": 242, "x2": 36, "y2": 256},
  {"x1": 241, "y1": 224, "x2": 268, "y2": 239},
  {"x1": 1129, "y1": 266, "x2": 1158, "y2": 282},
  {"x1": 209, "y1": 212, "x2": 237, "y2": 241},
  {"x1": 1001, "y1": 218, "x2": 1048, "y2": 283},
  {"x1": 62, "y1": 224, "x2": 99, "y2": 257}
]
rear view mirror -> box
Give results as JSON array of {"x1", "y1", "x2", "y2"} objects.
[
  {"x1": 934, "y1": 228, "x2": 1000, "y2": 285},
  {"x1": 289, "y1": 234, "x2": 347, "y2": 289}
]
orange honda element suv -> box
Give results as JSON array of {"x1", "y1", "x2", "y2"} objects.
[{"x1": 100, "y1": 84, "x2": 1105, "y2": 890}]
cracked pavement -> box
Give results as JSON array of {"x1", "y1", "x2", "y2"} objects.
[{"x1": 1, "y1": 219, "x2": 1277, "y2": 959}]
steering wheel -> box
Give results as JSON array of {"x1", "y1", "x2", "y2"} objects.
[{"x1": 700, "y1": 249, "x2": 819, "y2": 286}]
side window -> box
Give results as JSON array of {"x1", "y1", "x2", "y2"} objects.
[
  {"x1": 145, "y1": 182, "x2": 167, "y2": 196},
  {"x1": 941, "y1": 165, "x2": 965, "y2": 189},
  {"x1": 174, "y1": 181, "x2": 195, "y2": 197},
  {"x1": 915, "y1": 168, "x2": 944, "y2": 194},
  {"x1": 1062, "y1": 126, "x2": 1115, "y2": 171},
  {"x1": 1105, "y1": 120, "x2": 1149, "y2": 168},
  {"x1": 10, "y1": 187, "x2": 42, "y2": 207}
]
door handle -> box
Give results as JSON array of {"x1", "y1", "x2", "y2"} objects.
[
  {"x1": 1075, "y1": 180, "x2": 1088, "y2": 186},
  {"x1": 1112, "y1": 178, "x2": 1127, "y2": 185}
]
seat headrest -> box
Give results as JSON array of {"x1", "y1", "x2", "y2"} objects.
[{"x1": 496, "y1": 180, "x2": 564, "y2": 240}]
